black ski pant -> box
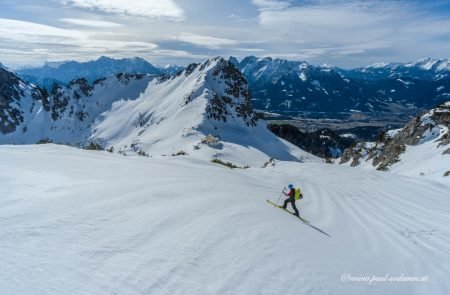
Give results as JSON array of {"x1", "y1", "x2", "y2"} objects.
[{"x1": 283, "y1": 197, "x2": 299, "y2": 215}]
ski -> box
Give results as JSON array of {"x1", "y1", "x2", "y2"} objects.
[{"x1": 266, "y1": 200, "x2": 310, "y2": 224}]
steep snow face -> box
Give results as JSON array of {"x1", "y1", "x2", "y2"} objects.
[
  {"x1": 0, "y1": 72, "x2": 153, "y2": 145},
  {"x1": 1, "y1": 144, "x2": 449, "y2": 295},
  {"x1": 90, "y1": 57, "x2": 313, "y2": 166},
  {"x1": 340, "y1": 102, "x2": 450, "y2": 180}
]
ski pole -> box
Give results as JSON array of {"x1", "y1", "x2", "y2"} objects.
[{"x1": 275, "y1": 187, "x2": 286, "y2": 206}]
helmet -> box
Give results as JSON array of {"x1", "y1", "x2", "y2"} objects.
[{"x1": 288, "y1": 184, "x2": 294, "y2": 189}]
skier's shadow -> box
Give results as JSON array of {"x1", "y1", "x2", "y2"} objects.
[{"x1": 302, "y1": 221, "x2": 331, "y2": 237}]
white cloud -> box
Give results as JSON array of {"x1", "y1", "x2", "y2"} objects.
[
  {"x1": 250, "y1": 1, "x2": 412, "y2": 64},
  {"x1": 0, "y1": 18, "x2": 158, "y2": 65},
  {"x1": 0, "y1": 18, "x2": 85, "y2": 42},
  {"x1": 60, "y1": 18, "x2": 122, "y2": 28},
  {"x1": 61, "y1": 0, "x2": 184, "y2": 20},
  {"x1": 0, "y1": 18, "x2": 157, "y2": 49},
  {"x1": 258, "y1": 2, "x2": 390, "y2": 28},
  {"x1": 171, "y1": 33, "x2": 240, "y2": 49}
]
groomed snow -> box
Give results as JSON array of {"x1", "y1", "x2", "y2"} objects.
[{"x1": 1, "y1": 144, "x2": 449, "y2": 295}]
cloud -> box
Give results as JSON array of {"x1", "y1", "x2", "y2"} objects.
[
  {"x1": 0, "y1": 18, "x2": 85, "y2": 42},
  {"x1": 250, "y1": 0, "x2": 437, "y2": 65},
  {"x1": 0, "y1": 18, "x2": 158, "y2": 65},
  {"x1": 171, "y1": 33, "x2": 240, "y2": 49},
  {"x1": 60, "y1": 18, "x2": 123, "y2": 28},
  {"x1": 0, "y1": 18, "x2": 157, "y2": 49},
  {"x1": 60, "y1": 0, "x2": 184, "y2": 20}
]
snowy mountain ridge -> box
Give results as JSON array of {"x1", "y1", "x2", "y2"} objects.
[{"x1": 0, "y1": 58, "x2": 312, "y2": 166}]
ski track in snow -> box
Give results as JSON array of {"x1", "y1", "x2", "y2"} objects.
[{"x1": 0, "y1": 145, "x2": 449, "y2": 295}]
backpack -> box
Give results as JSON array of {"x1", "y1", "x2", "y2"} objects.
[{"x1": 294, "y1": 188, "x2": 303, "y2": 200}]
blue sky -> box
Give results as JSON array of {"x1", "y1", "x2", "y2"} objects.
[{"x1": 1, "y1": 0, "x2": 450, "y2": 68}]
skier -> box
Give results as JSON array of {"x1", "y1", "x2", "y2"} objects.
[{"x1": 283, "y1": 184, "x2": 299, "y2": 217}]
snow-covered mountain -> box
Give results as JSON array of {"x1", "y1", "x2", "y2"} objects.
[
  {"x1": 232, "y1": 56, "x2": 450, "y2": 115},
  {"x1": 340, "y1": 102, "x2": 450, "y2": 180},
  {"x1": 17, "y1": 56, "x2": 161, "y2": 86},
  {"x1": 1, "y1": 58, "x2": 312, "y2": 166}
]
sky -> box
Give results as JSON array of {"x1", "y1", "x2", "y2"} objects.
[{"x1": 1, "y1": 0, "x2": 450, "y2": 68}]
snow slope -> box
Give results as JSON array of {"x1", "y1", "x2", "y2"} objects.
[
  {"x1": 1, "y1": 144, "x2": 449, "y2": 295},
  {"x1": 389, "y1": 125, "x2": 449, "y2": 179}
]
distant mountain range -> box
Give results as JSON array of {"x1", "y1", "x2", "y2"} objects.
[
  {"x1": 231, "y1": 56, "x2": 450, "y2": 116},
  {"x1": 16, "y1": 56, "x2": 178, "y2": 89},
  {"x1": 12, "y1": 56, "x2": 450, "y2": 118},
  {"x1": 343, "y1": 58, "x2": 450, "y2": 80}
]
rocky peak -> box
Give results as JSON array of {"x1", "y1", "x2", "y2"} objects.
[{"x1": 205, "y1": 57, "x2": 257, "y2": 126}]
